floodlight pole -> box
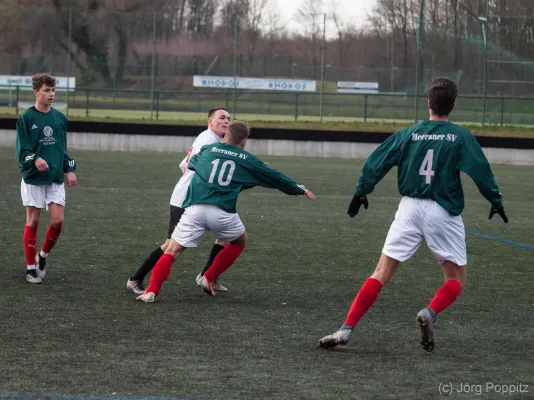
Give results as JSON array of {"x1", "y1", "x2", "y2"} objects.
[
  {"x1": 414, "y1": 0, "x2": 424, "y2": 123},
  {"x1": 233, "y1": 14, "x2": 238, "y2": 120},
  {"x1": 456, "y1": 0, "x2": 490, "y2": 125},
  {"x1": 66, "y1": 8, "x2": 72, "y2": 117},
  {"x1": 481, "y1": 18, "x2": 488, "y2": 126},
  {"x1": 482, "y1": 0, "x2": 490, "y2": 126},
  {"x1": 150, "y1": 12, "x2": 156, "y2": 120},
  {"x1": 319, "y1": 13, "x2": 326, "y2": 123}
]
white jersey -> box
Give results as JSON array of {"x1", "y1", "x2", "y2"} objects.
[{"x1": 170, "y1": 129, "x2": 223, "y2": 207}]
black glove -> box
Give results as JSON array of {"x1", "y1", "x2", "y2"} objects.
[
  {"x1": 347, "y1": 194, "x2": 369, "y2": 217},
  {"x1": 489, "y1": 204, "x2": 508, "y2": 223}
]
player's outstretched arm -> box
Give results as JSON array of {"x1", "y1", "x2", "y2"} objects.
[
  {"x1": 354, "y1": 131, "x2": 403, "y2": 196},
  {"x1": 348, "y1": 133, "x2": 400, "y2": 217},
  {"x1": 251, "y1": 157, "x2": 309, "y2": 197},
  {"x1": 458, "y1": 134, "x2": 504, "y2": 209}
]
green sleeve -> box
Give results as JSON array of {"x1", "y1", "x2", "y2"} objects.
[
  {"x1": 249, "y1": 156, "x2": 305, "y2": 196},
  {"x1": 355, "y1": 131, "x2": 404, "y2": 196},
  {"x1": 62, "y1": 119, "x2": 76, "y2": 173},
  {"x1": 458, "y1": 134, "x2": 502, "y2": 206},
  {"x1": 15, "y1": 115, "x2": 38, "y2": 169}
]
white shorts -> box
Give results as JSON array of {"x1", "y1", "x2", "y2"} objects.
[
  {"x1": 21, "y1": 179, "x2": 65, "y2": 209},
  {"x1": 382, "y1": 197, "x2": 467, "y2": 266},
  {"x1": 172, "y1": 204, "x2": 245, "y2": 248}
]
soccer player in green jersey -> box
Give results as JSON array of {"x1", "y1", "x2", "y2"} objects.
[
  {"x1": 126, "y1": 108, "x2": 233, "y2": 295},
  {"x1": 317, "y1": 77, "x2": 508, "y2": 352},
  {"x1": 15, "y1": 73, "x2": 77, "y2": 284},
  {"x1": 136, "y1": 120, "x2": 316, "y2": 303}
]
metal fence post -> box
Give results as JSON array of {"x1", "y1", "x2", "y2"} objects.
[
  {"x1": 500, "y1": 97, "x2": 504, "y2": 126},
  {"x1": 15, "y1": 86, "x2": 20, "y2": 116},
  {"x1": 319, "y1": 13, "x2": 326, "y2": 123},
  {"x1": 364, "y1": 94, "x2": 368, "y2": 123},
  {"x1": 150, "y1": 11, "x2": 156, "y2": 120},
  {"x1": 414, "y1": 0, "x2": 425, "y2": 122},
  {"x1": 232, "y1": 15, "x2": 238, "y2": 119},
  {"x1": 85, "y1": 89, "x2": 89, "y2": 118},
  {"x1": 294, "y1": 94, "x2": 299, "y2": 122},
  {"x1": 481, "y1": 0, "x2": 489, "y2": 126},
  {"x1": 156, "y1": 92, "x2": 160, "y2": 120},
  {"x1": 66, "y1": 8, "x2": 72, "y2": 118}
]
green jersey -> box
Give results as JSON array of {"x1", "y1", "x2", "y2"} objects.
[
  {"x1": 183, "y1": 143, "x2": 306, "y2": 213},
  {"x1": 355, "y1": 120, "x2": 502, "y2": 216},
  {"x1": 16, "y1": 106, "x2": 76, "y2": 185}
]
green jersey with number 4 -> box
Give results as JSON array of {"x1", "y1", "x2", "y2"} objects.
[
  {"x1": 355, "y1": 120, "x2": 502, "y2": 216},
  {"x1": 183, "y1": 143, "x2": 306, "y2": 213}
]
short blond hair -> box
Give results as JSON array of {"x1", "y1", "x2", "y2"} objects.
[{"x1": 226, "y1": 120, "x2": 250, "y2": 145}]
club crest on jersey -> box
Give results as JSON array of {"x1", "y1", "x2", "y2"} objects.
[{"x1": 43, "y1": 126, "x2": 53, "y2": 137}]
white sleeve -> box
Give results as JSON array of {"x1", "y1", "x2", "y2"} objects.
[
  {"x1": 179, "y1": 146, "x2": 194, "y2": 173},
  {"x1": 179, "y1": 131, "x2": 216, "y2": 173}
]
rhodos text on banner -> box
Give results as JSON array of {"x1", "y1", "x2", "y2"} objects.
[{"x1": 193, "y1": 76, "x2": 316, "y2": 92}]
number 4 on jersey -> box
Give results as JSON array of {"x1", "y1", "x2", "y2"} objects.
[{"x1": 419, "y1": 149, "x2": 435, "y2": 184}]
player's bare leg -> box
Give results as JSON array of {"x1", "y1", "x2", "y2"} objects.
[
  {"x1": 198, "y1": 233, "x2": 247, "y2": 296},
  {"x1": 317, "y1": 254, "x2": 399, "y2": 349},
  {"x1": 417, "y1": 261, "x2": 465, "y2": 352},
  {"x1": 24, "y1": 206, "x2": 42, "y2": 283},
  {"x1": 136, "y1": 239, "x2": 186, "y2": 303}
]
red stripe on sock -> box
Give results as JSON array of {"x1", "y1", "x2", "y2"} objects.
[
  {"x1": 428, "y1": 279, "x2": 462, "y2": 316},
  {"x1": 41, "y1": 224, "x2": 62, "y2": 253},
  {"x1": 145, "y1": 254, "x2": 175, "y2": 295},
  {"x1": 203, "y1": 244, "x2": 245, "y2": 281},
  {"x1": 23, "y1": 225, "x2": 38, "y2": 266},
  {"x1": 344, "y1": 278, "x2": 383, "y2": 328}
]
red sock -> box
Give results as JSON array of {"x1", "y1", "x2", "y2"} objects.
[
  {"x1": 145, "y1": 254, "x2": 174, "y2": 295},
  {"x1": 203, "y1": 244, "x2": 245, "y2": 281},
  {"x1": 42, "y1": 224, "x2": 62, "y2": 253},
  {"x1": 344, "y1": 278, "x2": 383, "y2": 328},
  {"x1": 23, "y1": 225, "x2": 38, "y2": 267},
  {"x1": 428, "y1": 279, "x2": 462, "y2": 316}
]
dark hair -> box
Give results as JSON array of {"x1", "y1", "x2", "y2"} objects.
[
  {"x1": 226, "y1": 120, "x2": 250, "y2": 145},
  {"x1": 425, "y1": 77, "x2": 458, "y2": 117},
  {"x1": 32, "y1": 73, "x2": 56, "y2": 91},
  {"x1": 208, "y1": 107, "x2": 228, "y2": 118}
]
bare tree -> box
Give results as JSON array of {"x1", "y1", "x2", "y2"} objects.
[
  {"x1": 187, "y1": 0, "x2": 218, "y2": 39},
  {"x1": 243, "y1": 0, "x2": 271, "y2": 72},
  {"x1": 295, "y1": 0, "x2": 324, "y2": 79},
  {"x1": 0, "y1": 0, "x2": 23, "y2": 74},
  {"x1": 329, "y1": 0, "x2": 356, "y2": 67}
]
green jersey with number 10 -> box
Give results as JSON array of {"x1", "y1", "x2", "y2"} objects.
[
  {"x1": 355, "y1": 120, "x2": 502, "y2": 216},
  {"x1": 183, "y1": 143, "x2": 305, "y2": 213}
]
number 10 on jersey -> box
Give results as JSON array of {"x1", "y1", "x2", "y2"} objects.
[
  {"x1": 419, "y1": 150, "x2": 435, "y2": 184},
  {"x1": 209, "y1": 159, "x2": 236, "y2": 186}
]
